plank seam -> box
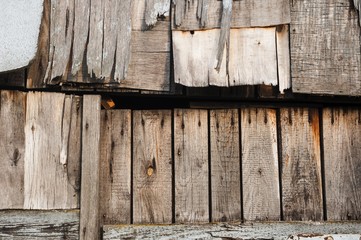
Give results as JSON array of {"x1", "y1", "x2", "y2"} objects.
[
  {"x1": 208, "y1": 110, "x2": 212, "y2": 222},
  {"x1": 130, "y1": 110, "x2": 134, "y2": 224},
  {"x1": 171, "y1": 109, "x2": 176, "y2": 224},
  {"x1": 319, "y1": 107, "x2": 327, "y2": 221},
  {"x1": 238, "y1": 108, "x2": 244, "y2": 222},
  {"x1": 276, "y1": 108, "x2": 284, "y2": 220}
]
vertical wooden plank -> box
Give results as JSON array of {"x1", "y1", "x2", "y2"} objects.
[
  {"x1": 323, "y1": 108, "x2": 361, "y2": 220},
  {"x1": 100, "y1": 110, "x2": 131, "y2": 225},
  {"x1": 133, "y1": 110, "x2": 172, "y2": 224},
  {"x1": 80, "y1": 95, "x2": 101, "y2": 240},
  {"x1": 281, "y1": 108, "x2": 323, "y2": 221},
  {"x1": 24, "y1": 92, "x2": 81, "y2": 209},
  {"x1": 242, "y1": 108, "x2": 280, "y2": 221},
  {"x1": 174, "y1": 109, "x2": 209, "y2": 223},
  {"x1": 0, "y1": 91, "x2": 26, "y2": 209},
  {"x1": 276, "y1": 25, "x2": 291, "y2": 93},
  {"x1": 210, "y1": 109, "x2": 241, "y2": 222}
]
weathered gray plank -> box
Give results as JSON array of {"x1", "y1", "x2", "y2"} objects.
[
  {"x1": 103, "y1": 222, "x2": 361, "y2": 240},
  {"x1": 0, "y1": 210, "x2": 79, "y2": 239},
  {"x1": 291, "y1": 0, "x2": 361, "y2": 96},
  {"x1": 0, "y1": 91, "x2": 26, "y2": 209},
  {"x1": 172, "y1": 0, "x2": 290, "y2": 30},
  {"x1": 276, "y1": 25, "x2": 291, "y2": 93},
  {"x1": 100, "y1": 110, "x2": 132, "y2": 225},
  {"x1": 323, "y1": 108, "x2": 361, "y2": 220},
  {"x1": 80, "y1": 95, "x2": 101, "y2": 240},
  {"x1": 133, "y1": 110, "x2": 172, "y2": 224},
  {"x1": 174, "y1": 109, "x2": 209, "y2": 223},
  {"x1": 281, "y1": 108, "x2": 323, "y2": 221},
  {"x1": 210, "y1": 109, "x2": 241, "y2": 222},
  {"x1": 241, "y1": 108, "x2": 280, "y2": 221},
  {"x1": 24, "y1": 92, "x2": 81, "y2": 209}
]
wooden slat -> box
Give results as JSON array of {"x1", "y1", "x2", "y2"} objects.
[
  {"x1": 100, "y1": 110, "x2": 131, "y2": 224},
  {"x1": 290, "y1": 0, "x2": 361, "y2": 96},
  {"x1": 0, "y1": 70, "x2": 26, "y2": 88},
  {"x1": 24, "y1": 92, "x2": 81, "y2": 209},
  {"x1": 280, "y1": 108, "x2": 323, "y2": 221},
  {"x1": 323, "y1": 108, "x2": 361, "y2": 220},
  {"x1": 0, "y1": 210, "x2": 79, "y2": 239},
  {"x1": 174, "y1": 109, "x2": 208, "y2": 223},
  {"x1": 103, "y1": 222, "x2": 361, "y2": 240},
  {"x1": 210, "y1": 109, "x2": 241, "y2": 222},
  {"x1": 80, "y1": 95, "x2": 101, "y2": 240},
  {"x1": 276, "y1": 25, "x2": 291, "y2": 93},
  {"x1": 172, "y1": 0, "x2": 290, "y2": 30},
  {"x1": 241, "y1": 108, "x2": 280, "y2": 221},
  {"x1": 0, "y1": 91, "x2": 26, "y2": 209},
  {"x1": 133, "y1": 110, "x2": 172, "y2": 224}
]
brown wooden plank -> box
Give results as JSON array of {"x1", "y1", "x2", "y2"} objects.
[
  {"x1": 323, "y1": 108, "x2": 361, "y2": 220},
  {"x1": 280, "y1": 108, "x2": 323, "y2": 221},
  {"x1": 80, "y1": 95, "x2": 101, "y2": 240},
  {"x1": 210, "y1": 109, "x2": 241, "y2": 222},
  {"x1": 174, "y1": 109, "x2": 208, "y2": 223},
  {"x1": 24, "y1": 92, "x2": 81, "y2": 209},
  {"x1": 133, "y1": 110, "x2": 172, "y2": 224},
  {"x1": 241, "y1": 108, "x2": 280, "y2": 221},
  {"x1": 99, "y1": 110, "x2": 132, "y2": 225},
  {"x1": 0, "y1": 91, "x2": 26, "y2": 209},
  {"x1": 290, "y1": 0, "x2": 361, "y2": 96}
]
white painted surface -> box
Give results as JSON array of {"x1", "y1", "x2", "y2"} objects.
[{"x1": 0, "y1": 0, "x2": 43, "y2": 72}]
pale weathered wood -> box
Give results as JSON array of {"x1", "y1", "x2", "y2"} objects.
[
  {"x1": 174, "y1": 109, "x2": 209, "y2": 223},
  {"x1": 133, "y1": 110, "x2": 172, "y2": 224},
  {"x1": 0, "y1": 91, "x2": 26, "y2": 209},
  {"x1": 210, "y1": 109, "x2": 241, "y2": 222},
  {"x1": 276, "y1": 25, "x2": 291, "y2": 93},
  {"x1": 100, "y1": 110, "x2": 132, "y2": 225},
  {"x1": 103, "y1": 222, "x2": 361, "y2": 240},
  {"x1": 172, "y1": 0, "x2": 290, "y2": 30},
  {"x1": 173, "y1": 28, "x2": 277, "y2": 87},
  {"x1": 24, "y1": 92, "x2": 81, "y2": 209},
  {"x1": 144, "y1": 0, "x2": 170, "y2": 27},
  {"x1": 281, "y1": 108, "x2": 323, "y2": 221},
  {"x1": 291, "y1": 0, "x2": 361, "y2": 96},
  {"x1": 0, "y1": 210, "x2": 79, "y2": 239},
  {"x1": 323, "y1": 108, "x2": 361, "y2": 220},
  {"x1": 80, "y1": 95, "x2": 101, "y2": 240},
  {"x1": 241, "y1": 108, "x2": 280, "y2": 221}
]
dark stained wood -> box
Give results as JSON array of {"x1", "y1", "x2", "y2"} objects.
[
  {"x1": 323, "y1": 108, "x2": 361, "y2": 220},
  {"x1": 241, "y1": 108, "x2": 280, "y2": 221},
  {"x1": 133, "y1": 110, "x2": 172, "y2": 224},
  {"x1": 0, "y1": 70, "x2": 26, "y2": 88},
  {"x1": 100, "y1": 110, "x2": 131, "y2": 224},
  {"x1": 210, "y1": 109, "x2": 241, "y2": 222},
  {"x1": 280, "y1": 108, "x2": 323, "y2": 221}
]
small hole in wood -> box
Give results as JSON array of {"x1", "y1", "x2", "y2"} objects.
[{"x1": 190, "y1": 30, "x2": 195, "y2": 35}]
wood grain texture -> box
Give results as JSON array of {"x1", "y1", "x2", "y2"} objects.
[
  {"x1": 210, "y1": 109, "x2": 241, "y2": 222},
  {"x1": 323, "y1": 108, "x2": 361, "y2": 220},
  {"x1": 174, "y1": 109, "x2": 209, "y2": 223},
  {"x1": 80, "y1": 95, "x2": 101, "y2": 240},
  {"x1": 100, "y1": 110, "x2": 131, "y2": 225},
  {"x1": 0, "y1": 210, "x2": 79, "y2": 239},
  {"x1": 290, "y1": 0, "x2": 361, "y2": 96},
  {"x1": 172, "y1": 0, "x2": 290, "y2": 30},
  {"x1": 281, "y1": 108, "x2": 323, "y2": 221},
  {"x1": 0, "y1": 91, "x2": 26, "y2": 209},
  {"x1": 241, "y1": 108, "x2": 280, "y2": 221},
  {"x1": 276, "y1": 25, "x2": 291, "y2": 93},
  {"x1": 24, "y1": 92, "x2": 81, "y2": 209},
  {"x1": 133, "y1": 110, "x2": 172, "y2": 224}
]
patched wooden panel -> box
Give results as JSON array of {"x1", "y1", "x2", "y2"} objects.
[{"x1": 323, "y1": 108, "x2": 361, "y2": 220}]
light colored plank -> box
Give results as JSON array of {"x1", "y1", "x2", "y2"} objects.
[
  {"x1": 0, "y1": 0, "x2": 43, "y2": 72},
  {"x1": 133, "y1": 110, "x2": 172, "y2": 224},
  {"x1": 210, "y1": 109, "x2": 241, "y2": 222},
  {"x1": 174, "y1": 109, "x2": 209, "y2": 223},
  {"x1": 0, "y1": 91, "x2": 26, "y2": 209},
  {"x1": 280, "y1": 108, "x2": 323, "y2": 221},
  {"x1": 132, "y1": 0, "x2": 170, "y2": 30},
  {"x1": 291, "y1": 0, "x2": 361, "y2": 96},
  {"x1": 100, "y1": 110, "x2": 131, "y2": 225},
  {"x1": 80, "y1": 95, "x2": 101, "y2": 240},
  {"x1": 241, "y1": 108, "x2": 280, "y2": 221},
  {"x1": 0, "y1": 210, "x2": 79, "y2": 239},
  {"x1": 323, "y1": 108, "x2": 361, "y2": 220},
  {"x1": 103, "y1": 222, "x2": 361, "y2": 240},
  {"x1": 24, "y1": 92, "x2": 81, "y2": 209},
  {"x1": 276, "y1": 25, "x2": 291, "y2": 93},
  {"x1": 172, "y1": 0, "x2": 290, "y2": 30}
]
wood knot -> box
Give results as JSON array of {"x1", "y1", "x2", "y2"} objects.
[{"x1": 147, "y1": 166, "x2": 154, "y2": 176}]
